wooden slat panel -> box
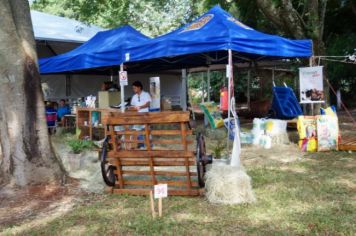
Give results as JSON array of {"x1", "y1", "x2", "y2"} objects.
[
  {"x1": 151, "y1": 139, "x2": 193, "y2": 145},
  {"x1": 123, "y1": 180, "x2": 198, "y2": 187},
  {"x1": 341, "y1": 140, "x2": 356, "y2": 145},
  {"x1": 119, "y1": 160, "x2": 195, "y2": 166},
  {"x1": 107, "y1": 150, "x2": 195, "y2": 158},
  {"x1": 181, "y1": 122, "x2": 192, "y2": 190},
  {"x1": 105, "y1": 112, "x2": 190, "y2": 125},
  {"x1": 111, "y1": 188, "x2": 201, "y2": 196},
  {"x1": 115, "y1": 130, "x2": 145, "y2": 135},
  {"x1": 114, "y1": 139, "x2": 145, "y2": 144},
  {"x1": 122, "y1": 170, "x2": 197, "y2": 177},
  {"x1": 339, "y1": 144, "x2": 356, "y2": 151},
  {"x1": 150, "y1": 130, "x2": 193, "y2": 135},
  {"x1": 113, "y1": 159, "x2": 124, "y2": 188},
  {"x1": 145, "y1": 124, "x2": 157, "y2": 185}
]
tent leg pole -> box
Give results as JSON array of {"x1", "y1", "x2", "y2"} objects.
[
  {"x1": 247, "y1": 69, "x2": 250, "y2": 111},
  {"x1": 181, "y1": 69, "x2": 187, "y2": 111},
  {"x1": 227, "y1": 49, "x2": 233, "y2": 153},
  {"x1": 120, "y1": 63, "x2": 125, "y2": 113},
  {"x1": 207, "y1": 67, "x2": 211, "y2": 102}
]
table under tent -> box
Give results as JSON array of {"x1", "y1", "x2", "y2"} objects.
[{"x1": 39, "y1": 5, "x2": 312, "y2": 195}]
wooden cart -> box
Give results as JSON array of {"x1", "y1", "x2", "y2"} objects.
[{"x1": 100, "y1": 111, "x2": 212, "y2": 196}]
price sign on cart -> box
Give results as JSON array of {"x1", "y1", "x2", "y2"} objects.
[
  {"x1": 119, "y1": 71, "x2": 128, "y2": 86},
  {"x1": 154, "y1": 184, "x2": 168, "y2": 199}
]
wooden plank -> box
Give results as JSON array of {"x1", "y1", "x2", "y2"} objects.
[
  {"x1": 111, "y1": 188, "x2": 201, "y2": 196},
  {"x1": 104, "y1": 112, "x2": 190, "y2": 125},
  {"x1": 119, "y1": 160, "x2": 196, "y2": 166},
  {"x1": 151, "y1": 139, "x2": 193, "y2": 145},
  {"x1": 115, "y1": 130, "x2": 145, "y2": 135},
  {"x1": 122, "y1": 170, "x2": 197, "y2": 177},
  {"x1": 151, "y1": 130, "x2": 193, "y2": 135},
  {"x1": 339, "y1": 144, "x2": 356, "y2": 151},
  {"x1": 108, "y1": 150, "x2": 194, "y2": 158},
  {"x1": 109, "y1": 125, "x2": 117, "y2": 152},
  {"x1": 123, "y1": 180, "x2": 198, "y2": 187},
  {"x1": 109, "y1": 139, "x2": 145, "y2": 144},
  {"x1": 181, "y1": 122, "x2": 192, "y2": 190},
  {"x1": 145, "y1": 124, "x2": 157, "y2": 185},
  {"x1": 113, "y1": 159, "x2": 124, "y2": 188},
  {"x1": 114, "y1": 130, "x2": 193, "y2": 136}
]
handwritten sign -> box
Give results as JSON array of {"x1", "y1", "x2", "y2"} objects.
[
  {"x1": 119, "y1": 71, "x2": 128, "y2": 86},
  {"x1": 154, "y1": 184, "x2": 168, "y2": 199}
]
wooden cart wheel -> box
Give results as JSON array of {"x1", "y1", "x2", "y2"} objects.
[
  {"x1": 100, "y1": 137, "x2": 117, "y2": 187},
  {"x1": 196, "y1": 133, "x2": 213, "y2": 188}
]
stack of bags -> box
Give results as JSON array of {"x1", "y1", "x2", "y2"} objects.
[
  {"x1": 297, "y1": 107, "x2": 339, "y2": 152},
  {"x1": 251, "y1": 118, "x2": 289, "y2": 149}
]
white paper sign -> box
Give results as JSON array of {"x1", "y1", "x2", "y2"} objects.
[
  {"x1": 299, "y1": 66, "x2": 324, "y2": 104},
  {"x1": 154, "y1": 184, "x2": 168, "y2": 199},
  {"x1": 150, "y1": 77, "x2": 160, "y2": 111},
  {"x1": 119, "y1": 71, "x2": 128, "y2": 86}
]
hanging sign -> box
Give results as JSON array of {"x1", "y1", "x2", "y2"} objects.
[
  {"x1": 299, "y1": 66, "x2": 324, "y2": 103},
  {"x1": 150, "y1": 77, "x2": 160, "y2": 111},
  {"x1": 119, "y1": 71, "x2": 128, "y2": 86}
]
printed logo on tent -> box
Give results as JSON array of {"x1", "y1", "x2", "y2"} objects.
[
  {"x1": 180, "y1": 14, "x2": 214, "y2": 33},
  {"x1": 227, "y1": 17, "x2": 253, "y2": 30}
]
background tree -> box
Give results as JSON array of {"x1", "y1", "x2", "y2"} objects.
[
  {"x1": 32, "y1": 0, "x2": 196, "y2": 37},
  {"x1": 0, "y1": 0, "x2": 64, "y2": 186}
]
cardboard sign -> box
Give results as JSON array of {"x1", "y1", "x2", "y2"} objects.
[
  {"x1": 317, "y1": 115, "x2": 339, "y2": 151},
  {"x1": 299, "y1": 66, "x2": 324, "y2": 104},
  {"x1": 119, "y1": 71, "x2": 128, "y2": 86},
  {"x1": 154, "y1": 184, "x2": 167, "y2": 199}
]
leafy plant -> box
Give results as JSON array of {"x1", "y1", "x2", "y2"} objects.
[
  {"x1": 212, "y1": 139, "x2": 226, "y2": 159},
  {"x1": 67, "y1": 139, "x2": 94, "y2": 154}
]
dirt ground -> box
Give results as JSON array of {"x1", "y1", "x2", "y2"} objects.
[{"x1": 0, "y1": 110, "x2": 355, "y2": 234}]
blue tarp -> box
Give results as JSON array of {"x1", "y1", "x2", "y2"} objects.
[
  {"x1": 39, "y1": 6, "x2": 312, "y2": 74},
  {"x1": 39, "y1": 25, "x2": 149, "y2": 74},
  {"x1": 123, "y1": 6, "x2": 312, "y2": 64}
]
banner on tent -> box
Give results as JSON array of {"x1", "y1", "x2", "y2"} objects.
[{"x1": 299, "y1": 66, "x2": 324, "y2": 104}]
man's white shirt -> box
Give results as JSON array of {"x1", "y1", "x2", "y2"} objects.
[{"x1": 131, "y1": 91, "x2": 152, "y2": 112}]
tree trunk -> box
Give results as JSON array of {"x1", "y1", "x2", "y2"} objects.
[{"x1": 0, "y1": 0, "x2": 64, "y2": 186}]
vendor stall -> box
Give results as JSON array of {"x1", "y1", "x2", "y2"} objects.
[{"x1": 38, "y1": 6, "x2": 312, "y2": 195}]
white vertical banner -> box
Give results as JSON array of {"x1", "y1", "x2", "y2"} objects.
[
  {"x1": 119, "y1": 71, "x2": 128, "y2": 86},
  {"x1": 150, "y1": 77, "x2": 160, "y2": 111},
  {"x1": 299, "y1": 66, "x2": 324, "y2": 103}
]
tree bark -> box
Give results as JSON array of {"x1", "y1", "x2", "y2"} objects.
[{"x1": 0, "y1": 0, "x2": 64, "y2": 186}]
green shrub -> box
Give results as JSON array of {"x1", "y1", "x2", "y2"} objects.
[
  {"x1": 212, "y1": 139, "x2": 226, "y2": 159},
  {"x1": 67, "y1": 139, "x2": 94, "y2": 154}
]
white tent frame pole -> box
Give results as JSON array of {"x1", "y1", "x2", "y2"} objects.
[
  {"x1": 120, "y1": 63, "x2": 125, "y2": 113},
  {"x1": 247, "y1": 69, "x2": 251, "y2": 111},
  {"x1": 227, "y1": 49, "x2": 233, "y2": 152}
]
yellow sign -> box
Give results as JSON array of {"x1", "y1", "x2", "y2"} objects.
[{"x1": 181, "y1": 14, "x2": 214, "y2": 33}]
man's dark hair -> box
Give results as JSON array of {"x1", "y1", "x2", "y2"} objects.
[{"x1": 132, "y1": 81, "x2": 143, "y2": 90}]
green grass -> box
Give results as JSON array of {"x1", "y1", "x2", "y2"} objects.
[{"x1": 2, "y1": 151, "x2": 355, "y2": 235}]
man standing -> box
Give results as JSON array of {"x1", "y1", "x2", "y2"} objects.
[{"x1": 130, "y1": 81, "x2": 151, "y2": 112}]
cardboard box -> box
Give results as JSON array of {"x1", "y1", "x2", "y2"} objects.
[{"x1": 98, "y1": 91, "x2": 120, "y2": 108}]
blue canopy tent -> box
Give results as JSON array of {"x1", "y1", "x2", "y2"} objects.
[
  {"x1": 122, "y1": 5, "x2": 312, "y2": 65},
  {"x1": 119, "y1": 5, "x2": 312, "y2": 143},
  {"x1": 39, "y1": 25, "x2": 149, "y2": 74}
]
